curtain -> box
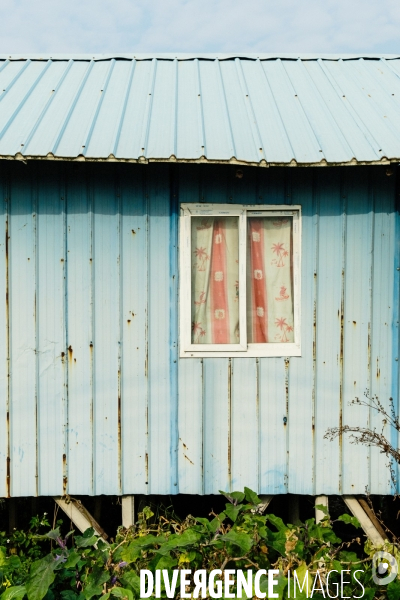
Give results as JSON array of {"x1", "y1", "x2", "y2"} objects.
[
  {"x1": 191, "y1": 217, "x2": 239, "y2": 344},
  {"x1": 247, "y1": 217, "x2": 294, "y2": 343},
  {"x1": 191, "y1": 215, "x2": 294, "y2": 345}
]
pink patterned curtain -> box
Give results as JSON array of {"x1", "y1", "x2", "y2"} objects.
[
  {"x1": 191, "y1": 217, "x2": 239, "y2": 344},
  {"x1": 191, "y1": 215, "x2": 294, "y2": 345},
  {"x1": 247, "y1": 217, "x2": 294, "y2": 343}
]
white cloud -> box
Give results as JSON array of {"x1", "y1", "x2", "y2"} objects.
[{"x1": 0, "y1": 0, "x2": 399, "y2": 54}]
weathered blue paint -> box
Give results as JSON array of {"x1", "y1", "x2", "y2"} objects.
[
  {"x1": 391, "y1": 180, "x2": 400, "y2": 493},
  {"x1": 0, "y1": 161, "x2": 397, "y2": 497}
]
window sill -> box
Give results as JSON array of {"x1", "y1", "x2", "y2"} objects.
[{"x1": 179, "y1": 343, "x2": 301, "y2": 358}]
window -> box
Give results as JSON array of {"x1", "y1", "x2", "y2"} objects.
[{"x1": 179, "y1": 204, "x2": 301, "y2": 357}]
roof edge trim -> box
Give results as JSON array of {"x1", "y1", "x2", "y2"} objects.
[{"x1": 2, "y1": 153, "x2": 399, "y2": 168}]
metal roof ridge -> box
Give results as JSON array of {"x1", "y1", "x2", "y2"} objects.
[{"x1": 0, "y1": 53, "x2": 400, "y2": 62}]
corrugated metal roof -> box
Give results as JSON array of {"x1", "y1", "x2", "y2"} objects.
[{"x1": 0, "y1": 55, "x2": 400, "y2": 166}]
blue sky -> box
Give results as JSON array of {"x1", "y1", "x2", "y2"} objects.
[{"x1": 0, "y1": 0, "x2": 399, "y2": 54}]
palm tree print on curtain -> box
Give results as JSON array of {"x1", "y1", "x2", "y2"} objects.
[
  {"x1": 247, "y1": 217, "x2": 294, "y2": 343},
  {"x1": 191, "y1": 217, "x2": 239, "y2": 344}
]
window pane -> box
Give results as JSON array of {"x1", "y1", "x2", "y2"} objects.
[
  {"x1": 191, "y1": 216, "x2": 239, "y2": 344},
  {"x1": 247, "y1": 216, "x2": 294, "y2": 343}
]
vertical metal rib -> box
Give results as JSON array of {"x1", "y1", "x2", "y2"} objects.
[
  {"x1": 139, "y1": 59, "x2": 157, "y2": 158},
  {"x1": 0, "y1": 61, "x2": 51, "y2": 140},
  {"x1": 215, "y1": 59, "x2": 236, "y2": 159},
  {"x1": 51, "y1": 60, "x2": 95, "y2": 155},
  {"x1": 195, "y1": 59, "x2": 206, "y2": 157},
  {"x1": 82, "y1": 59, "x2": 116, "y2": 156},
  {"x1": 112, "y1": 60, "x2": 136, "y2": 157},
  {"x1": 23, "y1": 60, "x2": 74, "y2": 155}
]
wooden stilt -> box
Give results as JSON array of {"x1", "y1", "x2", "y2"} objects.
[
  {"x1": 315, "y1": 495, "x2": 329, "y2": 523},
  {"x1": 358, "y1": 498, "x2": 387, "y2": 541},
  {"x1": 343, "y1": 496, "x2": 385, "y2": 546},
  {"x1": 122, "y1": 495, "x2": 135, "y2": 528},
  {"x1": 54, "y1": 496, "x2": 108, "y2": 541}
]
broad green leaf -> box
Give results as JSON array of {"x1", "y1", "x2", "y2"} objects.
[
  {"x1": 0, "y1": 547, "x2": 7, "y2": 567},
  {"x1": 0, "y1": 586, "x2": 27, "y2": 600},
  {"x1": 387, "y1": 580, "x2": 400, "y2": 600},
  {"x1": 118, "y1": 544, "x2": 141, "y2": 564},
  {"x1": 60, "y1": 592, "x2": 78, "y2": 600},
  {"x1": 338, "y1": 514, "x2": 361, "y2": 528},
  {"x1": 292, "y1": 562, "x2": 312, "y2": 600},
  {"x1": 322, "y1": 529, "x2": 341, "y2": 544},
  {"x1": 75, "y1": 535, "x2": 98, "y2": 548},
  {"x1": 362, "y1": 590, "x2": 376, "y2": 600},
  {"x1": 111, "y1": 588, "x2": 133, "y2": 600},
  {"x1": 63, "y1": 551, "x2": 81, "y2": 570},
  {"x1": 339, "y1": 551, "x2": 358, "y2": 563},
  {"x1": 123, "y1": 534, "x2": 165, "y2": 552},
  {"x1": 120, "y1": 571, "x2": 140, "y2": 596},
  {"x1": 244, "y1": 487, "x2": 261, "y2": 506},
  {"x1": 209, "y1": 513, "x2": 226, "y2": 533},
  {"x1": 26, "y1": 555, "x2": 57, "y2": 600},
  {"x1": 194, "y1": 517, "x2": 213, "y2": 533},
  {"x1": 224, "y1": 503, "x2": 242, "y2": 523},
  {"x1": 218, "y1": 531, "x2": 253, "y2": 554},
  {"x1": 82, "y1": 565, "x2": 109, "y2": 599},
  {"x1": 157, "y1": 529, "x2": 202, "y2": 555},
  {"x1": 149, "y1": 552, "x2": 177, "y2": 572},
  {"x1": 268, "y1": 536, "x2": 287, "y2": 557},
  {"x1": 142, "y1": 507, "x2": 154, "y2": 520},
  {"x1": 44, "y1": 529, "x2": 60, "y2": 541},
  {"x1": 7, "y1": 556, "x2": 22, "y2": 570},
  {"x1": 266, "y1": 514, "x2": 287, "y2": 533},
  {"x1": 315, "y1": 504, "x2": 329, "y2": 516},
  {"x1": 219, "y1": 491, "x2": 245, "y2": 504}
]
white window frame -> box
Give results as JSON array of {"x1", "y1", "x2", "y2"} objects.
[{"x1": 179, "y1": 203, "x2": 301, "y2": 358}]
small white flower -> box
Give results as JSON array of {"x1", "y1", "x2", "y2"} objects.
[
  {"x1": 43, "y1": 512, "x2": 47, "y2": 515},
  {"x1": 6, "y1": 539, "x2": 9, "y2": 543}
]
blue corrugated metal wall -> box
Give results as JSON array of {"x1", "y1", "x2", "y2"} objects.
[{"x1": 0, "y1": 161, "x2": 397, "y2": 497}]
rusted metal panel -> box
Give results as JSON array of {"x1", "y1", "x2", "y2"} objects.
[
  {"x1": 0, "y1": 162, "x2": 398, "y2": 497},
  {"x1": 177, "y1": 358, "x2": 203, "y2": 493},
  {"x1": 9, "y1": 175, "x2": 37, "y2": 496},
  {"x1": 203, "y1": 359, "x2": 230, "y2": 494},
  {"x1": 92, "y1": 170, "x2": 120, "y2": 495},
  {"x1": 0, "y1": 173, "x2": 8, "y2": 497},
  {"x1": 120, "y1": 168, "x2": 149, "y2": 494},
  {"x1": 0, "y1": 56, "x2": 399, "y2": 167},
  {"x1": 370, "y1": 168, "x2": 395, "y2": 494},
  {"x1": 341, "y1": 170, "x2": 373, "y2": 493},
  {"x1": 314, "y1": 170, "x2": 343, "y2": 495},
  {"x1": 257, "y1": 170, "x2": 288, "y2": 495},
  {"x1": 37, "y1": 171, "x2": 66, "y2": 495},
  {"x1": 66, "y1": 167, "x2": 94, "y2": 495},
  {"x1": 287, "y1": 171, "x2": 316, "y2": 494},
  {"x1": 177, "y1": 167, "x2": 204, "y2": 494},
  {"x1": 147, "y1": 165, "x2": 175, "y2": 495},
  {"x1": 231, "y1": 358, "x2": 258, "y2": 491}
]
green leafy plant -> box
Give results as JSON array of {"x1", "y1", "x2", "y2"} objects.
[{"x1": 0, "y1": 491, "x2": 394, "y2": 600}]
